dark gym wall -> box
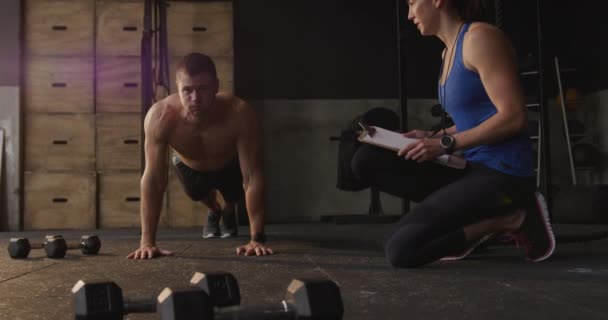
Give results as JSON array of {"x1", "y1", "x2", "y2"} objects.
[
  {"x1": 493, "y1": 0, "x2": 607, "y2": 94},
  {"x1": 0, "y1": 0, "x2": 21, "y2": 86},
  {"x1": 541, "y1": 1, "x2": 608, "y2": 94},
  {"x1": 0, "y1": 0, "x2": 21, "y2": 231},
  {"x1": 234, "y1": 0, "x2": 400, "y2": 100}
]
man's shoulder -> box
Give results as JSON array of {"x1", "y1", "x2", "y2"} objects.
[
  {"x1": 148, "y1": 94, "x2": 180, "y2": 117},
  {"x1": 145, "y1": 94, "x2": 181, "y2": 134},
  {"x1": 217, "y1": 91, "x2": 245, "y2": 106},
  {"x1": 217, "y1": 92, "x2": 252, "y2": 116}
]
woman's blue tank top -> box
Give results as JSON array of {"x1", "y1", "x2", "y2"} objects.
[{"x1": 438, "y1": 22, "x2": 534, "y2": 177}]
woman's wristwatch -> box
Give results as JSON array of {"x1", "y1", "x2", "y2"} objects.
[{"x1": 440, "y1": 134, "x2": 456, "y2": 155}]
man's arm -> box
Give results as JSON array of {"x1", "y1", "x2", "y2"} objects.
[
  {"x1": 140, "y1": 105, "x2": 170, "y2": 246},
  {"x1": 234, "y1": 99, "x2": 273, "y2": 256},
  {"x1": 236, "y1": 101, "x2": 265, "y2": 239},
  {"x1": 127, "y1": 103, "x2": 172, "y2": 259}
]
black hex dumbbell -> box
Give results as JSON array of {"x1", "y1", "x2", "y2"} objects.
[
  {"x1": 214, "y1": 278, "x2": 344, "y2": 320},
  {"x1": 73, "y1": 272, "x2": 241, "y2": 320},
  {"x1": 189, "y1": 271, "x2": 241, "y2": 308},
  {"x1": 157, "y1": 287, "x2": 214, "y2": 320},
  {"x1": 73, "y1": 279, "x2": 165, "y2": 319},
  {"x1": 7, "y1": 238, "x2": 45, "y2": 259},
  {"x1": 7, "y1": 235, "x2": 101, "y2": 259},
  {"x1": 157, "y1": 278, "x2": 344, "y2": 320},
  {"x1": 44, "y1": 235, "x2": 101, "y2": 258}
]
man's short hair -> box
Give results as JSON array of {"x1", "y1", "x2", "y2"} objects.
[{"x1": 175, "y1": 52, "x2": 217, "y2": 79}]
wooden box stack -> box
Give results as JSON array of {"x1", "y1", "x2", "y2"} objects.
[{"x1": 22, "y1": 0, "x2": 234, "y2": 230}]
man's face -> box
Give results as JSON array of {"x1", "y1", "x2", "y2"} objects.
[{"x1": 176, "y1": 71, "x2": 219, "y2": 116}]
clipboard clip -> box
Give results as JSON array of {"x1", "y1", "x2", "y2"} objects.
[{"x1": 358, "y1": 122, "x2": 376, "y2": 136}]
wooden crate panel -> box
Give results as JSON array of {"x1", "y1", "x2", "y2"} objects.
[
  {"x1": 170, "y1": 56, "x2": 234, "y2": 93},
  {"x1": 25, "y1": 114, "x2": 95, "y2": 171},
  {"x1": 24, "y1": 172, "x2": 96, "y2": 230},
  {"x1": 96, "y1": 57, "x2": 142, "y2": 113},
  {"x1": 167, "y1": 168, "x2": 225, "y2": 227},
  {"x1": 24, "y1": 0, "x2": 95, "y2": 56},
  {"x1": 96, "y1": 113, "x2": 142, "y2": 171},
  {"x1": 99, "y1": 172, "x2": 169, "y2": 228},
  {"x1": 167, "y1": 2, "x2": 233, "y2": 57},
  {"x1": 24, "y1": 56, "x2": 94, "y2": 113},
  {"x1": 96, "y1": 1, "x2": 144, "y2": 56}
]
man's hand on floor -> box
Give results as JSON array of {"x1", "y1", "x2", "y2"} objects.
[
  {"x1": 127, "y1": 245, "x2": 174, "y2": 259},
  {"x1": 236, "y1": 241, "x2": 274, "y2": 256}
]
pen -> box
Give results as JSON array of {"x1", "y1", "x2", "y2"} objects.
[{"x1": 358, "y1": 122, "x2": 376, "y2": 136}]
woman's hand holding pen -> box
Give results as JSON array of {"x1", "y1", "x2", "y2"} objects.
[
  {"x1": 402, "y1": 129, "x2": 436, "y2": 139},
  {"x1": 398, "y1": 129, "x2": 445, "y2": 162}
]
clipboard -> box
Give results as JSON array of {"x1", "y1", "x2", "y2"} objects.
[{"x1": 357, "y1": 123, "x2": 467, "y2": 169}]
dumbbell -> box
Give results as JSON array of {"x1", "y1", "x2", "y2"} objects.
[
  {"x1": 215, "y1": 278, "x2": 344, "y2": 319},
  {"x1": 7, "y1": 235, "x2": 101, "y2": 259},
  {"x1": 44, "y1": 235, "x2": 101, "y2": 258},
  {"x1": 72, "y1": 279, "x2": 167, "y2": 319},
  {"x1": 155, "y1": 271, "x2": 242, "y2": 320},
  {"x1": 159, "y1": 278, "x2": 343, "y2": 320},
  {"x1": 7, "y1": 238, "x2": 45, "y2": 259},
  {"x1": 189, "y1": 271, "x2": 241, "y2": 307},
  {"x1": 73, "y1": 271, "x2": 241, "y2": 320}
]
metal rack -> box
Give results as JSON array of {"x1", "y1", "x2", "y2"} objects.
[
  {"x1": 497, "y1": 0, "x2": 553, "y2": 213},
  {"x1": 554, "y1": 57, "x2": 598, "y2": 186}
]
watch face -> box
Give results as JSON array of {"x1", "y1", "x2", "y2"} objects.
[{"x1": 441, "y1": 135, "x2": 454, "y2": 148}]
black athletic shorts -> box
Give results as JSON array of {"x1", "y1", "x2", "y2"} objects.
[{"x1": 172, "y1": 155, "x2": 244, "y2": 203}]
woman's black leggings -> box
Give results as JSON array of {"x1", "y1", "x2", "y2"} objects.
[{"x1": 351, "y1": 144, "x2": 536, "y2": 268}]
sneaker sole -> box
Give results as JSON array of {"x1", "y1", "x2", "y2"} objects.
[
  {"x1": 527, "y1": 192, "x2": 556, "y2": 262},
  {"x1": 202, "y1": 233, "x2": 219, "y2": 239},
  {"x1": 441, "y1": 233, "x2": 494, "y2": 261}
]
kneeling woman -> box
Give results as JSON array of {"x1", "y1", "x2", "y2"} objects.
[{"x1": 351, "y1": 0, "x2": 555, "y2": 267}]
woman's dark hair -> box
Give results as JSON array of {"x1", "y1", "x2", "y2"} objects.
[{"x1": 450, "y1": 0, "x2": 488, "y2": 22}]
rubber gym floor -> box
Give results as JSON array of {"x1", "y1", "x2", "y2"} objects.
[{"x1": 1, "y1": 222, "x2": 608, "y2": 319}]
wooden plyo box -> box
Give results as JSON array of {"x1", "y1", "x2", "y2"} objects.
[
  {"x1": 25, "y1": 114, "x2": 95, "y2": 172},
  {"x1": 96, "y1": 113, "x2": 142, "y2": 171},
  {"x1": 24, "y1": 56, "x2": 94, "y2": 113},
  {"x1": 24, "y1": 171, "x2": 96, "y2": 230},
  {"x1": 23, "y1": 0, "x2": 95, "y2": 56}
]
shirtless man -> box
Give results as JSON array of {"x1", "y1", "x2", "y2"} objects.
[{"x1": 127, "y1": 52, "x2": 273, "y2": 259}]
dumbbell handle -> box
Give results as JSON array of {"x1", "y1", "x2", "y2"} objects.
[
  {"x1": 66, "y1": 243, "x2": 86, "y2": 250},
  {"x1": 214, "y1": 302, "x2": 297, "y2": 320},
  {"x1": 124, "y1": 297, "x2": 157, "y2": 314}
]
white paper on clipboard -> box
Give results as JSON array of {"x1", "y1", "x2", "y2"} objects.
[{"x1": 357, "y1": 125, "x2": 467, "y2": 169}]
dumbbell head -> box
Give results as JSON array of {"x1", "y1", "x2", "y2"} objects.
[
  {"x1": 72, "y1": 280, "x2": 125, "y2": 320},
  {"x1": 189, "y1": 271, "x2": 240, "y2": 307},
  {"x1": 8, "y1": 238, "x2": 31, "y2": 259},
  {"x1": 157, "y1": 287, "x2": 213, "y2": 320},
  {"x1": 80, "y1": 235, "x2": 101, "y2": 255},
  {"x1": 285, "y1": 279, "x2": 344, "y2": 320},
  {"x1": 44, "y1": 237, "x2": 68, "y2": 258}
]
